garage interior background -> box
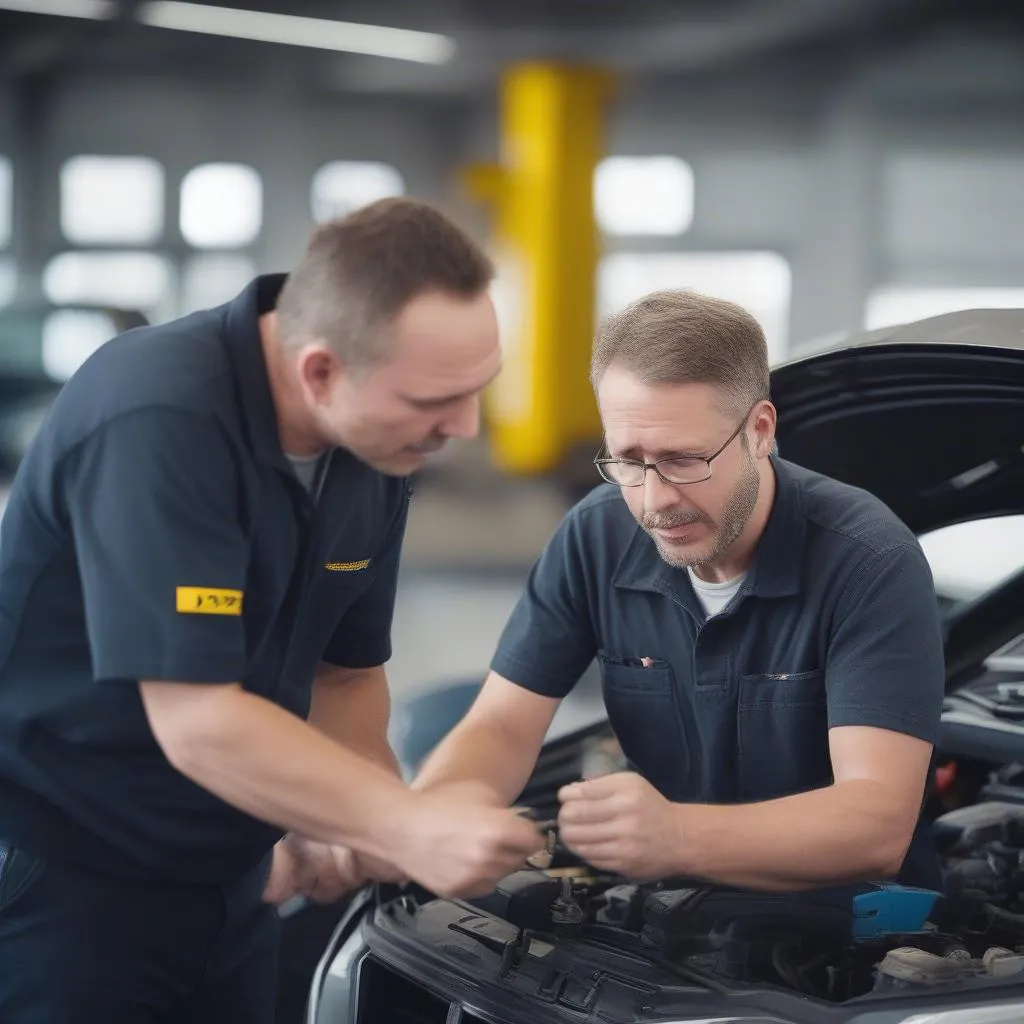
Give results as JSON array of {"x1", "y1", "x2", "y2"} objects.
[{"x1": 0, "y1": 0, "x2": 1022, "y2": 738}]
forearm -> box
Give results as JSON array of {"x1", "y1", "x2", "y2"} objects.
[
  {"x1": 674, "y1": 780, "x2": 914, "y2": 890},
  {"x1": 308, "y1": 664, "x2": 401, "y2": 776},
  {"x1": 413, "y1": 719, "x2": 540, "y2": 807},
  {"x1": 152, "y1": 684, "x2": 415, "y2": 860}
]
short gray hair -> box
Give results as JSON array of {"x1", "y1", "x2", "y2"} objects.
[
  {"x1": 275, "y1": 197, "x2": 494, "y2": 366},
  {"x1": 590, "y1": 289, "x2": 770, "y2": 416}
]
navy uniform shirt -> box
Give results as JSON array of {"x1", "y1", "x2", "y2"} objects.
[
  {"x1": 0, "y1": 275, "x2": 411, "y2": 884},
  {"x1": 492, "y1": 457, "x2": 946, "y2": 887}
]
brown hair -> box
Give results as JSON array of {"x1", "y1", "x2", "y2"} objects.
[
  {"x1": 590, "y1": 289, "x2": 770, "y2": 416},
  {"x1": 275, "y1": 197, "x2": 494, "y2": 365}
]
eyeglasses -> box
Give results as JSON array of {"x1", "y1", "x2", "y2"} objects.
[{"x1": 594, "y1": 408, "x2": 752, "y2": 487}]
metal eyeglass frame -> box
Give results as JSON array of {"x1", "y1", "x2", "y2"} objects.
[{"x1": 593, "y1": 407, "x2": 753, "y2": 487}]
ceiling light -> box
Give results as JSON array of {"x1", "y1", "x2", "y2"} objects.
[
  {"x1": 136, "y1": 2, "x2": 456, "y2": 65},
  {"x1": 0, "y1": 0, "x2": 115, "y2": 17}
]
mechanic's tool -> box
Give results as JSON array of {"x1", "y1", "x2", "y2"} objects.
[{"x1": 526, "y1": 825, "x2": 558, "y2": 870}]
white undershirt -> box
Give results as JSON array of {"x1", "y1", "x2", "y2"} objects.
[
  {"x1": 687, "y1": 567, "x2": 746, "y2": 618},
  {"x1": 286, "y1": 451, "x2": 327, "y2": 498}
]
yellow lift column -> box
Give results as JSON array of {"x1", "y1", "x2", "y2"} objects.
[{"x1": 462, "y1": 63, "x2": 613, "y2": 477}]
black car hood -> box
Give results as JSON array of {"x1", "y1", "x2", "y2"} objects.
[{"x1": 771, "y1": 309, "x2": 1024, "y2": 536}]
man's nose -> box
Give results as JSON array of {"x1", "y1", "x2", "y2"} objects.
[
  {"x1": 642, "y1": 469, "x2": 684, "y2": 517},
  {"x1": 441, "y1": 395, "x2": 481, "y2": 440}
]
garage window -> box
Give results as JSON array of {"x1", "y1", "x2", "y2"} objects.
[
  {"x1": 180, "y1": 253, "x2": 257, "y2": 313},
  {"x1": 311, "y1": 161, "x2": 404, "y2": 222},
  {"x1": 180, "y1": 163, "x2": 262, "y2": 248},
  {"x1": 60, "y1": 155, "x2": 164, "y2": 245},
  {"x1": 598, "y1": 251, "x2": 792, "y2": 364},
  {"x1": 42, "y1": 251, "x2": 174, "y2": 317},
  {"x1": 594, "y1": 156, "x2": 694, "y2": 237}
]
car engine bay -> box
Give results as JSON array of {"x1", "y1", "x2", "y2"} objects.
[
  {"x1": 471, "y1": 793, "x2": 1024, "y2": 1004},
  {"x1": 349, "y1": 758, "x2": 1024, "y2": 1022}
]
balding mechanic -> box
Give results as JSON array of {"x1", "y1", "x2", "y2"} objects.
[{"x1": 0, "y1": 198, "x2": 541, "y2": 1023}]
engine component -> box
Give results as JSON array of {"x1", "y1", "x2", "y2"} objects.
[
  {"x1": 873, "y1": 946, "x2": 966, "y2": 989},
  {"x1": 550, "y1": 877, "x2": 585, "y2": 934},
  {"x1": 850, "y1": 884, "x2": 941, "y2": 940},
  {"x1": 639, "y1": 887, "x2": 852, "y2": 950},
  {"x1": 980, "y1": 763, "x2": 1024, "y2": 808},
  {"x1": 983, "y1": 945, "x2": 1024, "y2": 977},
  {"x1": 590, "y1": 883, "x2": 645, "y2": 931},
  {"x1": 640, "y1": 888, "x2": 707, "y2": 948},
  {"x1": 470, "y1": 869, "x2": 565, "y2": 932},
  {"x1": 944, "y1": 846, "x2": 1022, "y2": 906},
  {"x1": 933, "y1": 800, "x2": 1024, "y2": 853}
]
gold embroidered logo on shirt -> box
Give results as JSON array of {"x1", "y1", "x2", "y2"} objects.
[
  {"x1": 324, "y1": 559, "x2": 371, "y2": 572},
  {"x1": 176, "y1": 587, "x2": 244, "y2": 615}
]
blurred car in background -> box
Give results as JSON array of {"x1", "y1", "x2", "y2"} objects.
[{"x1": 0, "y1": 303, "x2": 147, "y2": 496}]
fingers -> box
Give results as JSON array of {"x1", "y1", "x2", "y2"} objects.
[
  {"x1": 559, "y1": 819, "x2": 623, "y2": 847},
  {"x1": 356, "y1": 851, "x2": 407, "y2": 884},
  {"x1": 559, "y1": 840, "x2": 625, "y2": 872},
  {"x1": 503, "y1": 814, "x2": 545, "y2": 855},
  {"x1": 558, "y1": 796, "x2": 621, "y2": 826},
  {"x1": 558, "y1": 772, "x2": 633, "y2": 804},
  {"x1": 392, "y1": 795, "x2": 546, "y2": 900},
  {"x1": 261, "y1": 841, "x2": 307, "y2": 904}
]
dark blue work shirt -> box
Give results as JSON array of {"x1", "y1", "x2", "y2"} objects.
[
  {"x1": 492, "y1": 457, "x2": 946, "y2": 887},
  {"x1": 0, "y1": 275, "x2": 411, "y2": 884}
]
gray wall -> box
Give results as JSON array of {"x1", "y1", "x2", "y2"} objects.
[{"x1": 1, "y1": 23, "x2": 1023, "y2": 352}]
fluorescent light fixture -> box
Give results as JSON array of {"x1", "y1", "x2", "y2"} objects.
[
  {"x1": 0, "y1": 0, "x2": 115, "y2": 17},
  {"x1": 137, "y1": 2, "x2": 456, "y2": 64}
]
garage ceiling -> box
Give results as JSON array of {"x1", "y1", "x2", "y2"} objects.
[{"x1": 0, "y1": 0, "x2": 1021, "y2": 97}]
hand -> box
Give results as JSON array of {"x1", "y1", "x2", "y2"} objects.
[
  {"x1": 351, "y1": 849, "x2": 409, "y2": 886},
  {"x1": 262, "y1": 835, "x2": 368, "y2": 905},
  {"x1": 557, "y1": 772, "x2": 684, "y2": 881},
  {"x1": 386, "y1": 794, "x2": 543, "y2": 899},
  {"x1": 262, "y1": 835, "x2": 315, "y2": 904}
]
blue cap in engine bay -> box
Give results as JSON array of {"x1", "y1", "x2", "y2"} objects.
[{"x1": 850, "y1": 883, "x2": 942, "y2": 940}]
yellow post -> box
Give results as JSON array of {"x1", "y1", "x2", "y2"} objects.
[{"x1": 462, "y1": 63, "x2": 612, "y2": 477}]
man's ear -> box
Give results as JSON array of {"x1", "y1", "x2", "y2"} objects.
[
  {"x1": 753, "y1": 400, "x2": 778, "y2": 457},
  {"x1": 296, "y1": 344, "x2": 344, "y2": 404}
]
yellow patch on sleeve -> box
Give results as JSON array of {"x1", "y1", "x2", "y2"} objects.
[
  {"x1": 175, "y1": 587, "x2": 244, "y2": 615},
  {"x1": 324, "y1": 559, "x2": 371, "y2": 572}
]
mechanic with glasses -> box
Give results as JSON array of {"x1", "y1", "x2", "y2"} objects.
[{"x1": 411, "y1": 288, "x2": 946, "y2": 895}]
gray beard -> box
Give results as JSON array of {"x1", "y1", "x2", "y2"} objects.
[{"x1": 641, "y1": 446, "x2": 761, "y2": 570}]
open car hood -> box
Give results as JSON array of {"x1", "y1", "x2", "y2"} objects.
[{"x1": 771, "y1": 308, "x2": 1024, "y2": 537}]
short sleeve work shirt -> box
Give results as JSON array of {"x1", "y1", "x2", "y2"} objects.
[
  {"x1": 0, "y1": 275, "x2": 411, "y2": 883},
  {"x1": 491, "y1": 458, "x2": 946, "y2": 881}
]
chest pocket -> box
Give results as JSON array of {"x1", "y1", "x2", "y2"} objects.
[
  {"x1": 737, "y1": 669, "x2": 832, "y2": 801},
  {"x1": 597, "y1": 651, "x2": 695, "y2": 802}
]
